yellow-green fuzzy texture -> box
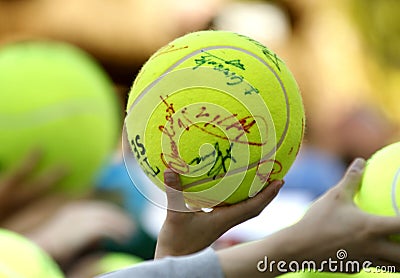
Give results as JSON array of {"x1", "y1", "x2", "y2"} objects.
[
  {"x1": 0, "y1": 42, "x2": 120, "y2": 195},
  {"x1": 0, "y1": 229, "x2": 64, "y2": 278},
  {"x1": 126, "y1": 30, "x2": 305, "y2": 206}
]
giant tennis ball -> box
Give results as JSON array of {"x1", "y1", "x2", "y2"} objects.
[
  {"x1": 0, "y1": 229, "x2": 64, "y2": 278},
  {"x1": 0, "y1": 41, "x2": 120, "y2": 195},
  {"x1": 355, "y1": 142, "x2": 400, "y2": 231},
  {"x1": 125, "y1": 30, "x2": 305, "y2": 208}
]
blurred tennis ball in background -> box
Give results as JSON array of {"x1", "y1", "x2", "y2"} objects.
[
  {"x1": 0, "y1": 41, "x2": 120, "y2": 195},
  {"x1": 125, "y1": 30, "x2": 305, "y2": 208},
  {"x1": 95, "y1": 252, "x2": 143, "y2": 275},
  {"x1": 0, "y1": 228, "x2": 64, "y2": 278}
]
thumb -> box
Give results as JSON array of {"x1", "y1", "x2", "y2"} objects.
[
  {"x1": 164, "y1": 169, "x2": 188, "y2": 212},
  {"x1": 338, "y1": 158, "x2": 366, "y2": 199}
]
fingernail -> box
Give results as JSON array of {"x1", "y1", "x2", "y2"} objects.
[
  {"x1": 164, "y1": 169, "x2": 178, "y2": 184},
  {"x1": 274, "y1": 180, "x2": 284, "y2": 194},
  {"x1": 350, "y1": 158, "x2": 366, "y2": 171}
]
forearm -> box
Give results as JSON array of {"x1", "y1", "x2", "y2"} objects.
[{"x1": 217, "y1": 224, "x2": 315, "y2": 277}]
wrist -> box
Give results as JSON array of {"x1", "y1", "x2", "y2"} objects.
[
  {"x1": 216, "y1": 228, "x2": 304, "y2": 278},
  {"x1": 257, "y1": 225, "x2": 312, "y2": 275},
  {"x1": 240, "y1": 224, "x2": 324, "y2": 276},
  {"x1": 266, "y1": 223, "x2": 342, "y2": 274}
]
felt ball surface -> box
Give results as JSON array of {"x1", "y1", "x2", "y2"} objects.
[
  {"x1": 0, "y1": 229, "x2": 64, "y2": 278},
  {"x1": 355, "y1": 142, "x2": 400, "y2": 216},
  {"x1": 355, "y1": 142, "x2": 400, "y2": 242},
  {"x1": 0, "y1": 41, "x2": 120, "y2": 195},
  {"x1": 96, "y1": 252, "x2": 143, "y2": 275},
  {"x1": 125, "y1": 30, "x2": 305, "y2": 208}
]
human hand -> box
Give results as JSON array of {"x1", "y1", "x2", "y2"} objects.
[
  {"x1": 287, "y1": 158, "x2": 400, "y2": 271},
  {"x1": 0, "y1": 149, "x2": 67, "y2": 222},
  {"x1": 154, "y1": 169, "x2": 284, "y2": 259},
  {"x1": 216, "y1": 158, "x2": 400, "y2": 277},
  {"x1": 0, "y1": 0, "x2": 227, "y2": 85},
  {"x1": 28, "y1": 200, "x2": 136, "y2": 265}
]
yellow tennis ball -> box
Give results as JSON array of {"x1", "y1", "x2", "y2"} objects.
[
  {"x1": 0, "y1": 41, "x2": 120, "y2": 195},
  {"x1": 125, "y1": 30, "x2": 305, "y2": 207},
  {"x1": 355, "y1": 141, "x2": 400, "y2": 238},
  {"x1": 0, "y1": 229, "x2": 64, "y2": 278},
  {"x1": 96, "y1": 252, "x2": 143, "y2": 275}
]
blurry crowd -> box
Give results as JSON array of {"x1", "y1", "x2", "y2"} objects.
[{"x1": 0, "y1": 0, "x2": 399, "y2": 277}]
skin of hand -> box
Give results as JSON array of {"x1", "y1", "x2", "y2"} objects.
[
  {"x1": 0, "y1": 0, "x2": 227, "y2": 84},
  {"x1": 28, "y1": 200, "x2": 136, "y2": 265},
  {"x1": 217, "y1": 158, "x2": 400, "y2": 277},
  {"x1": 0, "y1": 149, "x2": 67, "y2": 222},
  {"x1": 154, "y1": 169, "x2": 284, "y2": 259}
]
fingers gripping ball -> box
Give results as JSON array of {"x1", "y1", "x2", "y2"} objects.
[
  {"x1": 0, "y1": 229, "x2": 64, "y2": 278},
  {"x1": 125, "y1": 30, "x2": 305, "y2": 208},
  {"x1": 355, "y1": 141, "x2": 400, "y2": 236},
  {"x1": 0, "y1": 42, "x2": 120, "y2": 195}
]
